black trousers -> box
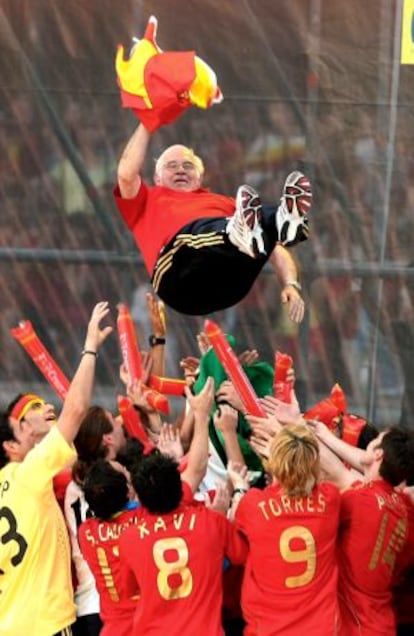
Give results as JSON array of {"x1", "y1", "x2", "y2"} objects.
[{"x1": 152, "y1": 207, "x2": 278, "y2": 315}]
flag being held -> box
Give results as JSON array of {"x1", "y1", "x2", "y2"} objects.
[{"x1": 115, "y1": 15, "x2": 223, "y2": 132}]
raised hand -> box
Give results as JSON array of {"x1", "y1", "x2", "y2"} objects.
[
  {"x1": 179, "y1": 356, "x2": 200, "y2": 386},
  {"x1": 83, "y1": 301, "x2": 113, "y2": 353},
  {"x1": 227, "y1": 460, "x2": 249, "y2": 491},
  {"x1": 184, "y1": 376, "x2": 215, "y2": 418},
  {"x1": 260, "y1": 394, "x2": 301, "y2": 425},
  {"x1": 205, "y1": 482, "x2": 231, "y2": 516},
  {"x1": 238, "y1": 349, "x2": 259, "y2": 366},
  {"x1": 213, "y1": 404, "x2": 239, "y2": 434},
  {"x1": 216, "y1": 380, "x2": 244, "y2": 413}
]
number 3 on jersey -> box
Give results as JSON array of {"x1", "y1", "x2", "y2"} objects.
[
  {"x1": 0, "y1": 506, "x2": 28, "y2": 568},
  {"x1": 153, "y1": 537, "x2": 193, "y2": 600},
  {"x1": 279, "y1": 525, "x2": 316, "y2": 588}
]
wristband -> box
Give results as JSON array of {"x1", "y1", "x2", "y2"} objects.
[
  {"x1": 81, "y1": 349, "x2": 98, "y2": 358},
  {"x1": 284, "y1": 280, "x2": 302, "y2": 292},
  {"x1": 233, "y1": 487, "x2": 248, "y2": 497},
  {"x1": 149, "y1": 335, "x2": 166, "y2": 347}
]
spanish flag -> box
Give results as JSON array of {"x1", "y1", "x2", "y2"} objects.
[{"x1": 116, "y1": 16, "x2": 222, "y2": 131}]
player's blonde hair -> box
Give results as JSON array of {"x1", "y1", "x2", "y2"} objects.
[
  {"x1": 154, "y1": 145, "x2": 204, "y2": 178},
  {"x1": 266, "y1": 423, "x2": 320, "y2": 496}
]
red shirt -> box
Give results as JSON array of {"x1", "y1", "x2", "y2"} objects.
[
  {"x1": 235, "y1": 481, "x2": 340, "y2": 636},
  {"x1": 338, "y1": 479, "x2": 414, "y2": 636},
  {"x1": 118, "y1": 502, "x2": 247, "y2": 636},
  {"x1": 114, "y1": 182, "x2": 234, "y2": 275},
  {"x1": 78, "y1": 508, "x2": 140, "y2": 636}
]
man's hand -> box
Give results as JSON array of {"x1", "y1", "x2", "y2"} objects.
[
  {"x1": 184, "y1": 376, "x2": 215, "y2": 418},
  {"x1": 196, "y1": 331, "x2": 211, "y2": 356},
  {"x1": 238, "y1": 349, "x2": 259, "y2": 366},
  {"x1": 206, "y1": 482, "x2": 231, "y2": 516},
  {"x1": 281, "y1": 285, "x2": 305, "y2": 323},
  {"x1": 179, "y1": 356, "x2": 200, "y2": 387},
  {"x1": 249, "y1": 431, "x2": 273, "y2": 460},
  {"x1": 246, "y1": 414, "x2": 281, "y2": 438},
  {"x1": 127, "y1": 378, "x2": 154, "y2": 413},
  {"x1": 157, "y1": 423, "x2": 184, "y2": 461},
  {"x1": 260, "y1": 394, "x2": 301, "y2": 425},
  {"x1": 213, "y1": 404, "x2": 239, "y2": 435},
  {"x1": 227, "y1": 460, "x2": 249, "y2": 491},
  {"x1": 83, "y1": 301, "x2": 113, "y2": 352},
  {"x1": 216, "y1": 380, "x2": 244, "y2": 413}
]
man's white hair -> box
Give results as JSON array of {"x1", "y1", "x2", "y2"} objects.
[{"x1": 154, "y1": 144, "x2": 205, "y2": 177}]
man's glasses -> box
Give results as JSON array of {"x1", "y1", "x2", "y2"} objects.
[{"x1": 162, "y1": 160, "x2": 197, "y2": 172}]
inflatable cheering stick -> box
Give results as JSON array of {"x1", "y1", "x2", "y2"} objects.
[
  {"x1": 204, "y1": 319, "x2": 266, "y2": 417},
  {"x1": 116, "y1": 303, "x2": 170, "y2": 415},
  {"x1": 10, "y1": 321, "x2": 70, "y2": 401}
]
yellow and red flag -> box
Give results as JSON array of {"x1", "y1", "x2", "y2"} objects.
[{"x1": 116, "y1": 15, "x2": 222, "y2": 131}]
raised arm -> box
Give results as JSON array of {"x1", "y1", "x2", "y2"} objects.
[
  {"x1": 57, "y1": 302, "x2": 112, "y2": 444},
  {"x1": 117, "y1": 123, "x2": 152, "y2": 199},
  {"x1": 269, "y1": 244, "x2": 304, "y2": 323},
  {"x1": 307, "y1": 419, "x2": 367, "y2": 472},
  {"x1": 146, "y1": 292, "x2": 166, "y2": 376},
  {"x1": 213, "y1": 404, "x2": 245, "y2": 466},
  {"x1": 316, "y1": 438, "x2": 357, "y2": 490},
  {"x1": 181, "y1": 377, "x2": 215, "y2": 493}
]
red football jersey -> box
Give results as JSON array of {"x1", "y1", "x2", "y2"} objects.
[
  {"x1": 114, "y1": 183, "x2": 234, "y2": 275},
  {"x1": 118, "y1": 501, "x2": 247, "y2": 635},
  {"x1": 78, "y1": 508, "x2": 140, "y2": 636},
  {"x1": 338, "y1": 479, "x2": 414, "y2": 636},
  {"x1": 235, "y1": 481, "x2": 341, "y2": 635}
]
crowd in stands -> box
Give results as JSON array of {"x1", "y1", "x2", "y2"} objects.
[{"x1": 1, "y1": 295, "x2": 414, "y2": 635}]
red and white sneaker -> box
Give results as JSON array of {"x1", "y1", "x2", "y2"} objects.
[
  {"x1": 276, "y1": 171, "x2": 312, "y2": 246},
  {"x1": 226, "y1": 184, "x2": 266, "y2": 258}
]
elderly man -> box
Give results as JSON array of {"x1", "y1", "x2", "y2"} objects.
[{"x1": 114, "y1": 123, "x2": 311, "y2": 319}]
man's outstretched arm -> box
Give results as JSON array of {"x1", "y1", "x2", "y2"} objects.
[
  {"x1": 269, "y1": 244, "x2": 305, "y2": 323},
  {"x1": 117, "y1": 123, "x2": 152, "y2": 199},
  {"x1": 57, "y1": 301, "x2": 112, "y2": 444}
]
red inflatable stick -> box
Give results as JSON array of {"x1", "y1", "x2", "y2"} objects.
[
  {"x1": 116, "y1": 303, "x2": 171, "y2": 415},
  {"x1": 117, "y1": 303, "x2": 142, "y2": 383},
  {"x1": 142, "y1": 386, "x2": 170, "y2": 415},
  {"x1": 149, "y1": 375, "x2": 186, "y2": 396},
  {"x1": 117, "y1": 395, "x2": 154, "y2": 453},
  {"x1": 204, "y1": 319, "x2": 266, "y2": 417},
  {"x1": 273, "y1": 351, "x2": 293, "y2": 404},
  {"x1": 10, "y1": 320, "x2": 70, "y2": 401}
]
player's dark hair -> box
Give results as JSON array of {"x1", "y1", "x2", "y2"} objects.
[
  {"x1": 116, "y1": 437, "x2": 145, "y2": 473},
  {"x1": 379, "y1": 428, "x2": 414, "y2": 486},
  {"x1": 83, "y1": 459, "x2": 129, "y2": 521},
  {"x1": 72, "y1": 406, "x2": 114, "y2": 484},
  {"x1": 0, "y1": 411, "x2": 15, "y2": 469},
  {"x1": 357, "y1": 422, "x2": 379, "y2": 450},
  {"x1": 131, "y1": 453, "x2": 183, "y2": 514}
]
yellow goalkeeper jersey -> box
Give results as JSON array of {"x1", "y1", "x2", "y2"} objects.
[{"x1": 0, "y1": 426, "x2": 76, "y2": 636}]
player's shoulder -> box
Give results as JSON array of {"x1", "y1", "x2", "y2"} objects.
[
  {"x1": 317, "y1": 480, "x2": 342, "y2": 499},
  {"x1": 340, "y1": 479, "x2": 372, "y2": 505}
]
